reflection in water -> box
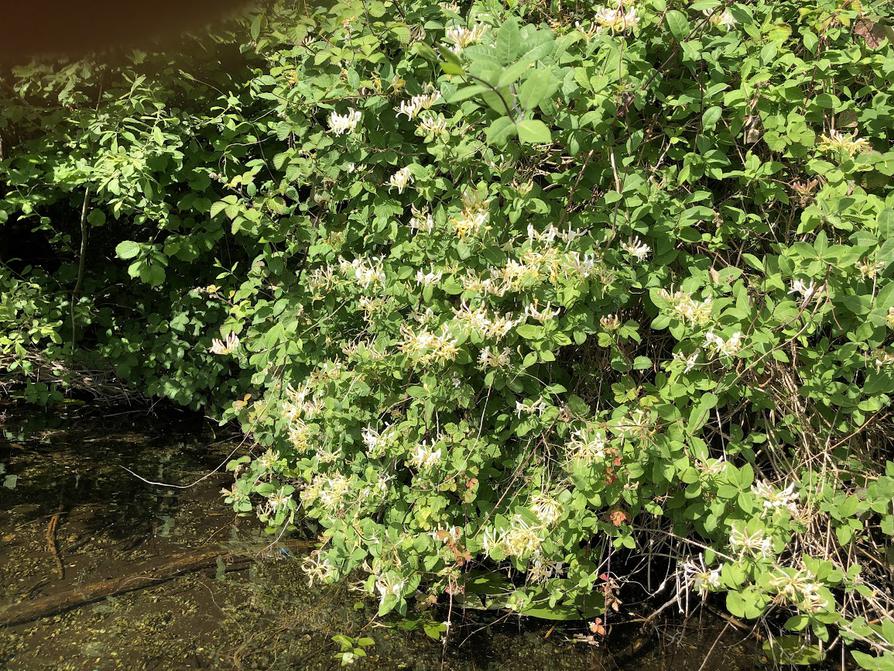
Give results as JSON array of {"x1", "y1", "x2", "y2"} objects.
[{"x1": 0, "y1": 407, "x2": 758, "y2": 670}]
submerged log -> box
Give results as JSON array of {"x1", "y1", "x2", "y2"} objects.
[{"x1": 0, "y1": 540, "x2": 315, "y2": 627}]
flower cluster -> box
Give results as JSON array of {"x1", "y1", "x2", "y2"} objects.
[
  {"x1": 328, "y1": 108, "x2": 362, "y2": 135},
  {"x1": 444, "y1": 24, "x2": 486, "y2": 52},
  {"x1": 817, "y1": 129, "x2": 871, "y2": 156},
  {"x1": 752, "y1": 480, "x2": 800, "y2": 516},
  {"x1": 399, "y1": 324, "x2": 459, "y2": 365},
  {"x1": 656, "y1": 289, "x2": 713, "y2": 326},
  {"x1": 621, "y1": 236, "x2": 650, "y2": 261},
  {"x1": 704, "y1": 330, "x2": 744, "y2": 357},
  {"x1": 408, "y1": 439, "x2": 443, "y2": 470},
  {"x1": 388, "y1": 166, "x2": 413, "y2": 193},
  {"x1": 594, "y1": 6, "x2": 638, "y2": 32},
  {"x1": 396, "y1": 90, "x2": 441, "y2": 120},
  {"x1": 338, "y1": 256, "x2": 386, "y2": 288},
  {"x1": 453, "y1": 301, "x2": 520, "y2": 339},
  {"x1": 566, "y1": 424, "x2": 608, "y2": 465},
  {"x1": 768, "y1": 567, "x2": 830, "y2": 613},
  {"x1": 209, "y1": 331, "x2": 240, "y2": 355}
]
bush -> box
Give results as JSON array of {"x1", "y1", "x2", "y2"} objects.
[{"x1": 2, "y1": 0, "x2": 894, "y2": 666}]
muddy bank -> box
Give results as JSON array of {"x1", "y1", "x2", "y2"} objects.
[{"x1": 0, "y1": 407, "x2": 760, "y2": 670}]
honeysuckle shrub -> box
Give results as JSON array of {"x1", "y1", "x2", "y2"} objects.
[{"x1": 2, "y1": 0, "x2": 894, "y2": 665}]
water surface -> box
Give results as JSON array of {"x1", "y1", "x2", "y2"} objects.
[{"x1": 0, "y1": 406, "x2": 759, "y2": 670}]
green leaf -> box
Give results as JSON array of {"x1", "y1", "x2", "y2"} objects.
[
  {"x1": 495, "y1": 18, "x2": 522, "y2": 63},
  {"x1": 87, "y1": 209, "x2": 106, "y2": 226},
  {"x1": 687, "y1": 392, "x2": 718, "y2": 435},
  {"x1": 762, "y1": 637, "x2": 826, "y2": 666},
  {"x1": 447, "y1": 84, "x2": 490, "y2": 104},
  {"x1": 115, "y1": 240, "x2": 141, "y2": 260},
  {"x1": 516, "y1": 324, "x2": 543, "y2": 339},
  {"x1": 485, "y1": 116, "x2": 517, "y2": 146},
  {"x1": 517, "y1": 69, "x2": 559, "y2": 111},
  {"x1": 702, "y1": 106, "x2": 722, "y2": 131},
  {"x1": 517, "y1": 119, "x2": 552, "y2": 144},
  {"x1": 496, "y1": 59, "x2": 534, "y2": 89},
  {"x1": 666, "y1": 10, "x2": 690, "y2": 41},
  {"x1": 438, "y1": 47, "x2": 464, "y2": 76},
  {"x1": 210, "y1": 201, "x2": 228, "y2": 219}
]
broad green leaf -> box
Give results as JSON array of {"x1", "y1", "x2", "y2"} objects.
[
  {"x1": 485, "y1": 116, "x2": 517, "y2": 145},
  {"x1": 447, "y1": 84, "x2": 491, "y2": 104},
  {"x1": 518, "y1": 69, "x2": 560, "y2": 110},
  {"x1": 702, "y1": 106, "x2": 722, "y2": 130},
  {"x1": 516, "y1": 119, "x2": 552, "y2": 144},
  {"x1": 115, "y1": 240, "x2": 141, "y2": 260},
  {"x1": 438, "y1": 46, "x2": 464, "y2": 75},
  {"x1": 666, "y1": 10, "x2": 690, "y2": 40},
  {"x1": 495, "y1": 18, "x2": 522, "y2": 63}
]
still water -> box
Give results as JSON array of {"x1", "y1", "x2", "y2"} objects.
[{"x1": 0, "y1": 406, "x2": 759, "y2": 670}]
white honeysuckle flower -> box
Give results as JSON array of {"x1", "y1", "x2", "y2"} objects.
[
  {"x1": 527, "y1": 224, "x2": 560, "y2": 244},
  {"x1": 452, "y1": 301, "x2": 520, "y2": 339},
  {"x1": 328, "y1": 109, "x2": 362, "y2": 135},
  {"x1": 445, "y1": 24, "x2": 486, "y2": 53},
  {"x1": 338, "y1": 256, "x2": 386, "y2": 288},
  {"x1": 415, "y1": 268, "x2": 443, "y2": 287},
  {"x1": 302, "y1": 550, "x2": 339, "y2": 586},
  {"x1": 209, "y1": 331, "x2": 240, "y2": 355},
  {"x1": 705, "y1": 330, "x2": 743, "y2": 356},
  {"x1": 528, "y1": 554, "x2": 565, "y2": 584},
  {"x1": 409, "y1": 440, "x2": 442, "y2": 469},
  {"x1": 453, "y1": 301, "x2": 491, "y2": 333},
  {"x1": 789, "y1": 278, "x2": 824, "y2": 304},
  {"x1": 399, "y1": 324, "x2": 459, "y2": 364},
  {"x1": 266, "y1": 486, "x2": 293, "y2": 513},
  {"x1": 874, "y1": 350, "x2": 894, "y2": 369},
  {"x1": 503, "y1": 515, "x2": 543, "y2": 556},
  {"x1": 672, "y1": 349, "x2": 701, "y2": 373},
  {"x1": 396, "y1": 91, "x2": 441, "y2": 120},
  {"x1": 681, "y1": 555, "x2": 722, "y2": 597},
  {"x1": 657, "y1": 289, "x2": 714, "y2": 326},
  {"x1": 566, "y1": 251, "x2": 597, "y2": 278},
  {"x1": 452, "y1": 207, "x2": 489, "y2": 239},
  {"x1": 531, "y1": 493, "x2": 563, "y2": 526},
  {"x1": 751, "y1": 480, "x2": 800, "y2": 516},
  {"x1": 621, "y1": 236, "x2": 651, "y2": 261},
  {"x1": 409, "y1": 205, "x2": 436, "y2": 233},
  {"x1": 418, "y1": 112, "x2": 448, "y2": 137},
  {"x1": 256, "y1": 449, "x2": 280, "y2": 472},
  {"x1": 362, "y1": 425, "x2": 390, "y2": 457},
  {"x1": 729, "y1": 525, "x2": 774, "y2": 559},
  {"x1": 594, "y1": 6, "x2": 638, "y2": 32},
  {"x1": 817, "y1": 129, "x2": 871, "y2": 156},
  {"x1": 768, "y1": 568, "x2": 830, "y2": 613},
  {"x1": 485, "y1": 313, "x2": 520, "y2": 339},
  {"x1": 567, "y1": 425, "x2": 607, "y2": 464},
  {"x1": 704, "y1": 8, "x2": 735, "y2": 28},
  {"x1": 388, "y1": 166, "x2": 413, "y2": 193},
  {"x1": 477, "y1": 346, "x2": 512, "y2": 370},
  {"x1": 525, "y1": 301, "x2": 561, "y2": 323},
  {"x1": 858, "y1": 259, "x2": 884, "y2": 279},
  {"x1": 374, "y1": 573, "x2": 406, "y2": 605},
  {"x1": 515, "y1": 398, "x2": 548, "y2": 416},
  {"x1": 698, "y1": 457, "x2": 727, "y2": 477},
  {"x1": 302, "y1": 472, "x2": 351, "y2": 511},
  {"x1": 480, "y1": 526, "x2": 503, "y2": 556},
  {"x1": 600, "y1": 313, "x2": 621, "y2": 331}
]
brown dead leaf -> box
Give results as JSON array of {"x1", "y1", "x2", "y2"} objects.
[
  {"x1": 608, "y1": 508, "x2": 629, "y2": 527},
  {"x1": 854, "y1": 18, "x2": 891, "y2": 49}
]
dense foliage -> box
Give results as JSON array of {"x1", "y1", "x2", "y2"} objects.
[{"x1": 2, "y1": 0, "x2": 894, "y2": 665}]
